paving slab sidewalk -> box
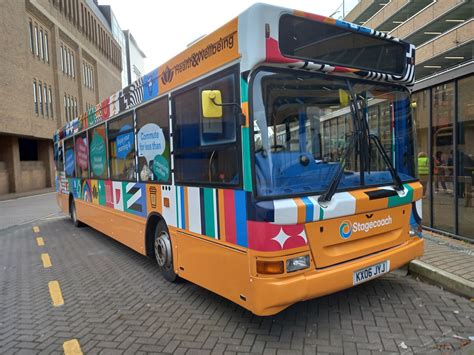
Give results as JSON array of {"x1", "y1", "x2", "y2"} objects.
[{"x1": 409, "y1": 230, "x2": 474, "y2": 299}]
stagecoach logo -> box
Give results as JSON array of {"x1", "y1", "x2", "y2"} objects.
[
  {"x1": 159, "y1": 31, "x2": 236, "y2": 86},
  {"x1": 339, "y1": 220, "x2": 353, "y2": 239},
  {"x1": 339, "y1": 216, "x2": 393, "y2": 239}
]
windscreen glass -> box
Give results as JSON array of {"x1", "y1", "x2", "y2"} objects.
[
  {"x1": 252, "y1": 69, "x2": 415, "y2": 198},
  {"x1": 279, "y1": 15, "x2": 407, "y2": 76}
]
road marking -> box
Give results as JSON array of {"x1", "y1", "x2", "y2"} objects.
[
  {"x1": 36, "y1": 237, "x2": 45, "y2": 246},
  {"x1": 48, "y1": 281, "x2": 64, "y2": 306},
  {"x1": 63, "y1": 339, "x2": 83, "y2": 354},
  {"x1": 41, "y1": 253, "x2": 52, "y2": 268},
  {"x1": 33, "y1": 226, "x2": 40, "y2": 233}
]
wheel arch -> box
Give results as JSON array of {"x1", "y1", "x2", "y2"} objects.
[
  {"x1": 68, "y1": 193, "x2": 74, "y2": 213},
  {"x1": 145, "y1": 212, "x2": 166, "y2": 257}
]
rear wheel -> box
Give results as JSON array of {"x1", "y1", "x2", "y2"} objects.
[
  {"x1": 154, "y1": 220, "x2": 178, "y2": 282},
  {"x1": 69, "y1": 198, "x2": 83, "y2": 228}
]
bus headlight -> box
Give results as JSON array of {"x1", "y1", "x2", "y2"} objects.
[
  {"x1": 286, "y1": 255, "x2": 310, "y2": 273},
  {"x1": 409, "y1": 223, "x2": 423, "y2": 238}
]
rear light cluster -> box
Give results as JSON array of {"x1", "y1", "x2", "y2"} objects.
[{"x1": 256, "y1": 255, "x2": 310, "y2": 275}]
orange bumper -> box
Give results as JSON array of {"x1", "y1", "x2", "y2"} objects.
[{"x1": 249, "y1": 237, "x2": 424, "y2": 316}]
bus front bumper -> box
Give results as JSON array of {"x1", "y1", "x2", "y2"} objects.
[{"x1": 249, "y1": 237, "x2": 424, "y2": 316}]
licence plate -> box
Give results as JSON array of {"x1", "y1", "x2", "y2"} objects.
[{"x1": 353, "y1": 260, "x2": 390, "y2": 285}]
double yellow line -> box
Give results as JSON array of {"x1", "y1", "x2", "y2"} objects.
[{"x1": 33, "y1": 225, "x2": 82, "y2": 354}]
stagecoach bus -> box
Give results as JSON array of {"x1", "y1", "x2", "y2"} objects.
[{"x1": 54, "y1": 3, "x2": 424, "y2": 315}]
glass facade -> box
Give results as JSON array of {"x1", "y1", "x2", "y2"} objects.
[{"x1": 413, "y1": 74, "x2": 474, "y2": 241}]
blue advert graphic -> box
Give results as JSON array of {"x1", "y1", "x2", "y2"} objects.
[
  {"x1": 116, "y1": 124, "x2": 134, "y2": 159},
  {"x1": 143, "y1": 69, "x2": 159, "y2": 101},
  {"x1": 65, "y1": 148, "x2": 75, "y2": 176}
]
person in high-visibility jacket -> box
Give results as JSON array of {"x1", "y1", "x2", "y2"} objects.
[{"x1": 418, "y1": 152, "x2": 429, "y2": 197}]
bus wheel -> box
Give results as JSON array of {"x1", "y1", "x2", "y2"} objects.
[
  {"x1": 69, "y1": 198, "x2": 83, "y2": 228},
  {"x1": 154, "y1": 221, "x2": 178, "y2": 282}
]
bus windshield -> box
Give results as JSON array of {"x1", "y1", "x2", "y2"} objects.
[{"x1": 252, "y1": 69, "x2": 416, "y2": 198}]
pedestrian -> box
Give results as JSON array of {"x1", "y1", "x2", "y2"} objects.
[
  {"x1": 434, "y1": 151, "x2": 447, "y2": 193},
  {"x1": 417, "y1": 152, "x2": 429, "y2": 197}
]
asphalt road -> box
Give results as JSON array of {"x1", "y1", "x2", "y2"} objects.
[
  {"x1": 0, "y1": 192, "x2": 61, "y2": 231},
  {"x1": 0, "y1": 194, "x2": 473, "y2": 354}
]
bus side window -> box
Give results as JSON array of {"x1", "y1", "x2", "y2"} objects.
[
  {"x1": 56, "y1": 141, "x2": 64, "y2": 172},
  {"x1": 136, "y1": 97, "x2": 171, "y2": 183},
  {"x1": 64, "y1": 137, "x2": 75, "y2": 178},
  {"x1": 173, "y1": 68, "x2": 240, "y2": 186},
  {"x1": 75, "y1": 131, "x2": 89, "y2": 178},
  {"x1": 88, "y1": 124, "x2": 108, "y2": 179},
  {"x1": 108, "y1": 113, "x2": 136, "y2": 181},
  {"x1": 199, "y1": 74, "x2": 236, "y2": 145}
]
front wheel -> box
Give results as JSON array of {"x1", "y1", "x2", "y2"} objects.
[
  {"x1": 154, "y1": 221, "x2": 178, "y2": 282},
  {"x1": 69, "y1": 198, "x2": 83, "y2": 228}
]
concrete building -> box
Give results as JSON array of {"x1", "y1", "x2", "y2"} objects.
[
  {"x1": 97, "y1": 5, "x2": 146, "y2": 88},
  {"x1": 123, "y1": 30, "x2": 146, "y2": 86},
  {"x1": 0, "y1": 0, "x2": 122, "y2": 195},
  {"x1": 345, "y1": 0, "x2": 473, "y2": 240}
]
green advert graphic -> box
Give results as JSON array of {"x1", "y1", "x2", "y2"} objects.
[
  {"x1": 90, "y1": 131, "x2": 106, "y2": 176},
  {"x1": 152, "y1": 155, "x2": 170, "y2": 181}
]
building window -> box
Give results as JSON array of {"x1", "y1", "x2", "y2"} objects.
[
  {"x1": 34, "y1": 25, "x2": 39, "y2": 56},
  {"x1": 39, "y1": 29, "x2": 44, "y2": 60},
  {"x1": 44, "y1": 85, "x2": 48, "y2": 117},
  {"x1": 74, "y1": 97, "x2": 78, "y2": 117},
  {"x1": 65, "y1": 48, "x2": 70, "y2": 76},
  {"x1": 71, "y1": 53, "x2": 75, "y2": 78},
  {"x1": 48, "y1": 86, "x2": 53, "y2": 118},
  {"x1": 38, "y1": 82, "x2": 43, "y2": 116},
  {"x1": 64, "y1": 94, "x2": 68, "y2": 121},
  {"x1": 83, "y1": 61, "x2": 94, "y2": 90},
  {"x1": 19, "y1": 138, "x2": 39, "y2": 161},
  {"x1": 33, "y1": 80, "x2": 38, "y2": 114},
  {"x1": 67, "y1": 95, "x2": 71, "y2": 121},
  {"x1": 60, "y1": 45, "x2": 64, "y2": 72},
  {"x1": 44, "y1": 33, "x2": 49, "y2": 63},
  {"x1": 28, "y1": 20, "x2": 34, "y2": 54}
]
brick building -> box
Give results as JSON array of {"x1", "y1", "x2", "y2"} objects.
[
  {"x1": 345, "y1": 0, "x2": 473, "y2": 240},
  {"x1": 0, "y1": 0, "x2": 122, "y2": 195}
]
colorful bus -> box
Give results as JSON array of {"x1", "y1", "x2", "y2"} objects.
[{"x1": 55, "y1": 3, "x2": 424, "y2": 315}]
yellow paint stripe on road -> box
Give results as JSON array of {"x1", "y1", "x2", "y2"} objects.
[
  {"x1": 41, "y1": 253, "x2": 52, "y2": 268},
  {"x1": 63, "y1": 339, "x2": 83, "y2": 355},
  {"x1": 33, "y1": 226, "x2": 40, "y2": 233},
  {"x1": 36, "y1": 237, "x2": 45, "y2": 246},
  {"x1": 48, "y1": 281, "x2": 64, "y2": 306}
]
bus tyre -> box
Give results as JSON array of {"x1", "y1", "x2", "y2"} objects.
[
  {"x1": 154, "y1": 221, "x2": 178, "y2": 282},
  {"x1": 69, "y1": 199, "x2": 83, "y2": 228}
]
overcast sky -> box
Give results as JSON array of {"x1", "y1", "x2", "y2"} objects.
[{"x1": 98, "y1": 0, "x2": 358, "y2": 72}]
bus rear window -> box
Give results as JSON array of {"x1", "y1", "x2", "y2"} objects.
[{"x1": 279, "y1": 14, "x2": 407, "y2": 76}]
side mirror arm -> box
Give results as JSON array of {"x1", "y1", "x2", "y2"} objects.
[{"x1": 210, "y1": 97, "x2": 246, "y2": 126}]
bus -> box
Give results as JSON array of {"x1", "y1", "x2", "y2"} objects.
[{"x1": 54, "y1": 3, "x2": 424, "y2": 316}]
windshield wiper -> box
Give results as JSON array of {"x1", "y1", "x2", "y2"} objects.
[
  {"x1": 319, "y1": 81, "x2": 362, "y2": 204},
  {"x1": 319, "y1": 81, "x2": 404, "y2": 204}
]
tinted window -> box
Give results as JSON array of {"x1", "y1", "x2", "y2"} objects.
[
  {"x1": 136, "y1": 97, "x2": 171, "y2": 183},
  {"x1": 200, "y1": 75, "x2": 237, "y2": 145},
  {"x1": 279, "y1": 15, "x2": 406, "y2": 76},
  {"x1": 75, "y1": 131, "x2": 89, "y2": 178},
  {"x1": 64, "y1": 138, "x2": 75, "y2": 177},
  {"x1": 89, "y1": 124, "x2": 108, "y2": 179},
  {"x1": 173, "y1": 69, "x2": 240, "y2": 186},
  {"x1": 108, "y1": 113, "x2": 136, "y2": 181}
]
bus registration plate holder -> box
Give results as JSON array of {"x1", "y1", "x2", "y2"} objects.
[{"x1": 353, "y1": 260, "x2": 390, "y2": 285}]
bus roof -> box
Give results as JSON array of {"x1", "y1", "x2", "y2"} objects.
[{"x1": 55, "y1": 2, "x2": 415, "y2": 141}]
